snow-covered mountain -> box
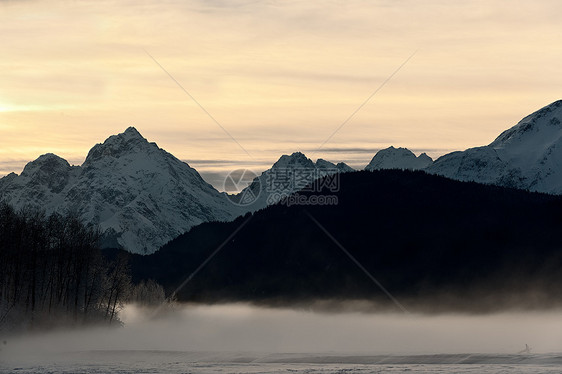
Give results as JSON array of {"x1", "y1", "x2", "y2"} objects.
[
  {"x1": 427, "y1": 100, "x2": 562, "y2": 194},
  {"x1": 365, "y1": 146, "x2": 433, "y2": 171},
  {"x1": 4, "y1": 100, "x2": 559, "y2": 254},
  {"x1": 236, "y1": 152, "x2": 354, "y2": 211},
  {"x1": 0, "y1": 127, "x2": 241, "y2": 254}
]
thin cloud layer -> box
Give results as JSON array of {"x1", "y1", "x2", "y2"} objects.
[{"x1": 1, "y1": 0, "x2": 561, "y2": 180}]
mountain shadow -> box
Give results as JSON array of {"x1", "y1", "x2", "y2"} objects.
[{"x1": 130, "y1": 170, "x2": 562, "y2": 313}]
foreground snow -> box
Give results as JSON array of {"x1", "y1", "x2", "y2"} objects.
[
  {"x1": 2, "y1": 350, "x2": 562, "y2": 374},
  {"x1": 2, "y1": 304, "x2": 562, "y2": 373}
]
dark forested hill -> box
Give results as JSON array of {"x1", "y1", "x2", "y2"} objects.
[{"x1": 131, "y1": 170, "x2": 562, "y2": 312}]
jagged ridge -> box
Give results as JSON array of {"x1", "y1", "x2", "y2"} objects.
[
  {"x1": 0, "y1": 127, "x2": 240, "y2": 254},
  {"x1": 237, "y1": 152, "x2": 354, "y2": 211},
  {"x1": 428, "y1": 100, "x2": 562, "y2": 193}
]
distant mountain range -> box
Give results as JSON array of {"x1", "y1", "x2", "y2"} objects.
[
  {"x1": 1, "y1": 100, "x2": 561, "y2": 254},
  {"x1": 370, "y1": 100, "x2": 562, "y2": 194},
  {"x1": 0, "y1": 129, "x2": 350, "y2": 254}
]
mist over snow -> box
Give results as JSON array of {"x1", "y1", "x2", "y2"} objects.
[{"x1": 3, "y1": 304, "x2": 562, "y2": 357}]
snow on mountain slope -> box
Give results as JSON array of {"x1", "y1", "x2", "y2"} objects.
[
  {"x1": 237, "y1": 152, "x2": 354, "y2": 211},
  {"x1": 0, "y1": 153, "x2": 80, "y2": 211},
  {"x1": 428, "y1": 100, "x2": 562, "y2": 193},
  {"x1": 365, "y1": 146, "x2": 433, "y2": 171},
  {"x1": 316, "y1": 158, "x2": 355, "y2": 173},
  {"x1": 0, "y1": 127, "x2": 241, "y2": 254}
]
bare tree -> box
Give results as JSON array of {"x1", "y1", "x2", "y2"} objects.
[{"x1": 0, "y1": 204, "x2": 137, "y2": 332}]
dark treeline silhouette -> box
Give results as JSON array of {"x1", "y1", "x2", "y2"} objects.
[
  {"x1": 0, "y1": 203, "x2": 150, "y2": 332},
  {"x1": 131, "y1": 170, "x2": 562, "y2": 313}
]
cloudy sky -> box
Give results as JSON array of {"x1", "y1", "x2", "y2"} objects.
[{"x1": 1, "y1": 0, "x2": 561, "y2": 188}]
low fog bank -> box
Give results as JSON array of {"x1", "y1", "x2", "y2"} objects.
[
  {"x1": 239, "y1": 287, "x2": 562, "y2": 314},
  {"x1": 2, "y1": 303, "x2": 562, "y2": 363}
]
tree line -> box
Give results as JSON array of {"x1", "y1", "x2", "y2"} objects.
[
  {"x1": 131, "y1": 170, "x2": 562, "y2": 312},
  {"x1": 0, "y1": 202, "x2": 165, "y2": 332}
]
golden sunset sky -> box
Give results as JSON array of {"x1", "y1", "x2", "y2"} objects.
[{"x1": 1, "y1": 0, "x2": 561, "y2": 188}]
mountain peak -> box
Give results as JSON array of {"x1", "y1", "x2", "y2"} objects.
[
  {"x1": 122, "y1": 126, "x2": 144, "y2": 139},
  {"x1": 489, "y1": 100, "x2": 562, "y2": 152},
  {"x1": 336, "y1": 162, "x2": 355, "y2": 172},
  {"x1": 83, "y1": 127, "x2": 154, "y2": 166},
  {"x1": 272, "y1": 152, "x2": 315, "y2": 169},
  {"x1": 366, "y1": 147, "x2": 433, "y2": 171},
  {"x1": 287, "y1": 151, "x2": 308, "y2": 160},
  {"x1": 17, "y1": 153, "x2": 73, "y2": 194},
  {"x1": 21, "y1": 153, "x2": 71, "y2": 177},
  {"x1": 33, "y1": 152, "x2": 67, "y2": 163},
  {"x1": 0, "y1": 127, "x2": 237, "y2": 254},
  {"x1": 111, "y1": 126, "x2": 148, "y2": 145},
  {"x1": 429, "y1": 99, "x2": 562, "y2": 194},
  {"x1": 315, "y1": 158, "x2": 336, "y2": 169},
  {"x1": 315, "y1": 159, "x2": 355, "y2": 172}
]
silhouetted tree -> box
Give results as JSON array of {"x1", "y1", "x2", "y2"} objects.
[{"x1": 0, "y1": 202, "x2": 140, "y2": 332}]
